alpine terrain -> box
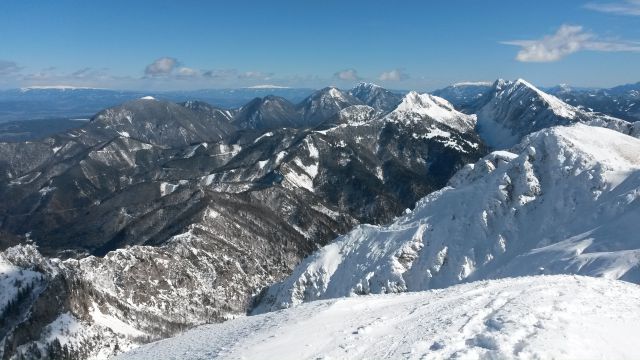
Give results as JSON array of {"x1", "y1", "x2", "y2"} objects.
[
  {"x1": 1, "y1": 78, "x2": 640, "y2": 360},
  {"x1": 0, "y1": 83, "x2": 485, "y2": 359}
]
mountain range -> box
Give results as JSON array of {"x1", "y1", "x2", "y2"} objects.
[{"x1": 1, "y1": 79, "x2": 639, "y2": 359}]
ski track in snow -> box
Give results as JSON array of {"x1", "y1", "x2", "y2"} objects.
[{"x1": 118, "y1": 275, "x2": 640, "y2": 360}]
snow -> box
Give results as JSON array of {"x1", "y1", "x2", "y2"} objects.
[
  {"x1": 389, "y1": 91, "x2": 476, "y2": 132},
  {"x1": 475, "y1": 78, "x2": 595, "y2": 148},
  {"x1": 42, "y1": 312, "x2": 86, "y2": 345},
  {"x1": 0, "y1": 254, "x2": 41, "y2": 314},
  {"x1": 253, "y1": 131, "x2": 274, "y2": 143},
  {"x1": 119, "y1": 275, "x2": 640, "y2": 360},
  {"x1": 246, "y1": 85, "x2": 290, "y2": 89},
  {"x1": 256, "y1": 124, "x2": 640, "y2": 310},
  {"x1": 140, "y1": 96, "x2": 156, "y2": 100},
  {"x1": 90, "y1": 303, "x2": 145, "y2": 337},
  {"x1": 515, "y1": 79, "x2": 576, "y2": 118},
  {"x1": 452, "y1": 81, "x2": 492, "y2": 87},
  {"x1": 283, "y1": 155, "x2": 319, "y2": 192},
  {"x1": 159, "y1": 182, "x2": 179, "y2": 196}
]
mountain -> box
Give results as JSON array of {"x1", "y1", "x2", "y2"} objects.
[
  {"x1": 255, "y1": 124, "x2": 640, "y2": 311},
  {"x1": 0, "y1": 118, "x2": 88, "y2": 142},
  {"x1": 387, "y1": 91, "x2": 476, "y2": 132},
  {"x1": 0, "y1": 87, "x2": 314, "y2": 123},
  {"x1": 431, "y1": 81, "x2": 493, "y2": 113},
  {"x1": 348, "y1": 82, "x2": 403, "y2": 112},
  {"x1": 120, "y1": 276, "x2": 640, "y2": 360},
  {"x1": 231, "y1": 96, "x2": 300, "y2": 130},
  {"x1": 296, "y1": 87, "x2": 363, "y2": 127},
  {"x1": 7, "y1": 78, "x2": 637, "y2": 360},
  {"x1": 0, "y1": 89, "x2": 487, "y2": 359},
  {"x1": 88, "y1": 97, "x2": 237, "y2": 147},
  {"x1": 547, "y1": 82, "x2": 640, "y2": 122},
  {"x1": 320, "y1": 105, "x2": 383, "y2": 127},
  {"x1": 474, "y1": 79, "x2": 637, "y2": 148},
  {"x1": 180, "y1": 100, "x2": 235, "y2": 123}
]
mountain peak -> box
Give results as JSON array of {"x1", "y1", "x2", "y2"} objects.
[
  {"x1": 349, "y1": 82, "x2": 402, "y2": 112},
  {"x1": 388, "y1": 92, "x2": 476, "y2": 132},
  {"x1": 395, "y1": 91, "x2": 455, "y2": 113},
  {"x1": 352, "y1": 82, "x2": 382, "y2": 90}
]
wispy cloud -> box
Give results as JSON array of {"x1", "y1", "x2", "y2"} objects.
[
  {"x1": 502, "y1": 24, "x2": 640, "y2": 62},
  {"x1": 144, "y1": 57, "x2": 178, "y2": 77},
  {"x1": 0, "y1": 60, "x2": 23, "y2": 76},
  {"x1": 378, "y1": 69, "x2": 409, "y2": 81},
  {"x1": 333, "y1": 69, "x2": 361, "y2": 81},
  {"x1": 238, "y1": 71, "x2": 273, "y2": 80},
  {"x1": 585, "y1": 0, "x2": 640, "y2": 15}
]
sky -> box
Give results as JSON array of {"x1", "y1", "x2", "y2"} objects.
[{"x1": 1, "y1": 0, "x2": 639, "y2": 91}]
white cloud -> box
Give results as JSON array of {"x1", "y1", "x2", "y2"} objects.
[
  {"x1": 177, "y1": 67, "x2": 199, "y2": 77},
  {"x1": 334, "y1": 69, "x2": 360, "y2": 81},
  {"x1": 144, "y1": 57, "x2": 178, "y2": 76},
  {"x1": 378, "y1": 69, "x2": 408, "y2": 81},
  {"x1": 502, "y1": 24, "x2": 640, "y2": 62},
  {"x1": 585, "y1": 0, "x2": 640, "y2": 15}
]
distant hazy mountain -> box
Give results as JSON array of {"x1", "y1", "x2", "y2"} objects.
[
  {"x1": 0, "y1": 87, "x2": 314, "y2": 123},
  {"x1": 232, "y1": 96, "x2": 300, "y2": 130},
  {"x1": 546, "y1": 82, "x2": 640, "y2": 122},
  {"x1": 0, "y1": 118, "x2": 88, "y2": 142},
  {"x1": 431, "y1": 81, "x2": 493, "y2": 113}
]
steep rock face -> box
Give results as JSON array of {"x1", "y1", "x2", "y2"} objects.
[
  {"x1": 231, "y1": 96, "x2": 300, "y2": 130},
  {"x1": 254, "y1": 124, "x2": 640, "y2": 312},
  {"x1": 348, "y1": 82, "x2": 402, "y2": 113}
]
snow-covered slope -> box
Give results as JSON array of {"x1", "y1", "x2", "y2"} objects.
[
  {"x1": 120, "y1": 276, "x2": 640, "y2": 360},
  {"x1": 475, "y1": 79, "x2": 639, "y2": 148},
  {"x1": 387, "y1": 92, "x2": 476, "y2": 133},
  {"x1": 323, "y1": 105, "x2": 383, "y2": 126},
  {"x1": 255, "y1": 124, "x2": 640, "y2": 311}
]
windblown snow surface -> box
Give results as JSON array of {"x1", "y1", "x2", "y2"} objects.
[
  {"x1": 119, "y1": 275, "x2": 640, "y2": 360},
  {"x1": 256, "y1": 123, "x2": 640, "y2": 311}
]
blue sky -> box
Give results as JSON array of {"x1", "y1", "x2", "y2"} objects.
[{"x1": 1, "y1": 0, "x2": 639, "y2": 90}]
